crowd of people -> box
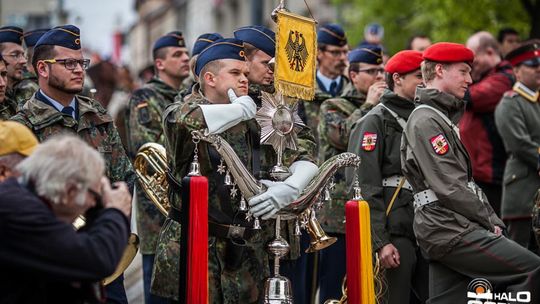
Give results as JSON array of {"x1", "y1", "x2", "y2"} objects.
[{"x1": 0, "y1": 17, "x2": 539, "y2": 304}]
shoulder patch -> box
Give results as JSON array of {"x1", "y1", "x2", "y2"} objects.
[
  {"x1": 361, "y1": 132, "x2": 377, "y2": 151},
  {"x1": 430, "y1": 134, "x2": 449, "y2": 155},
  {"x1": 137, "y1": 101, "x2": 151, "y2": 124}
]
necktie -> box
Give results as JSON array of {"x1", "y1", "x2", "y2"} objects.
[
  {"x1": 329, "y1": 81, "x2": 337, "y2": 97},
  {"x1": 61, "y1": 106, "x2": 75, "y2": 118}
]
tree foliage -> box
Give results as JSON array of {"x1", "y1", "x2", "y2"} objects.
[{"x1": 333, "y1": 0, "x2": 533, "y2": 55}]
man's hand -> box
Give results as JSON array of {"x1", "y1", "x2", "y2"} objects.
[
  {"x1": 378, "y1": 243, "x2": 400, "y2": 269},
  {"x1": 493, "y1": 225, "x2": 503, "y2": 236},
  {"x1": 248, "y1": 180, "x2": 299, "y2": 220},
  {"x1": 365, "y1": 81, "x2": 386, "y2": 105},
  {"x1": 227, "y1": 88, "x2": 257, "y2": 120},
  {"x1": 101, "y1": 177, "x2": 132, "y2": 218}
]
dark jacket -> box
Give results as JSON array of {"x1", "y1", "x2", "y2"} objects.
[
  {"x1": 347, "y1": 90, "x2": 416, "y2": 251},
  {"x1": 459, "y1": 61, "x2": 514, "y2": 184},
  {"x1": 401, "y1": 88, "x2": 503, "y2": 259},
  {"x1": 0, "y1": 177, "x2": 130, "y2": 303}
]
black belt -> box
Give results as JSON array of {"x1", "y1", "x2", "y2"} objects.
[
  {"x1": 209, "y1": 221, "x2": 258, "y2": 241},
  {"x1": 168, "y1": 209, "x2": 257, "y2": 241}
]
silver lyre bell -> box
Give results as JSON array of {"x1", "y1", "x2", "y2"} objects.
[
  {"x1": 224, "y1": 170, "x2": 233, "y2": 186},
  {"x1": 188, "y1": 138, "x2": 201, "y2": 177},
  {"x1": 239, "y1": 196, "x2": 248, "y2": 212},
  {"x1": 353, "y1": 176, "x2": 363, "y2": 200}
]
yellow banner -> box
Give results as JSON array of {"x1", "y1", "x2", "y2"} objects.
[{"x1": 274, "y1": 10, "x2": 316, "y2": 101}]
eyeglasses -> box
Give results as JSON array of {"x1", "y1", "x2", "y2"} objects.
[
  {"x1": 357, "y1": 68, "x2": 385, "y2": 75},
  {"x1": 323, "y1": 49, "x2": 348, "y2": 58},
  {"x1": 42, "y1": 58, "x2": 91, "y2": 70},
  {"x1": 2, "y1": 51, "x2": 25, "y2": 61},
  {"x1": 88, "y1": 188, "x2": 103, "y2": 208}
]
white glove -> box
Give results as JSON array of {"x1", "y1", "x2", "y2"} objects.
[
  {"x1": 248, "y1": 161, "x2": 318, "y2": 220},
  {"x1": 198, "y1": 89, "x2": 256, "y2": 134}
]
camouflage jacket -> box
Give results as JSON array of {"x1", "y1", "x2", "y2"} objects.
[
  {"x1": 0, "y1": 97, "x2": 17, "y2": 120},
  {"x1": 346, "y1": 90, "x2": 416, "y2": 251},
  {"x1": 12, "y1": 71, "x2": 39, "y2": 110},
  {"x1": 126, "y1": 77, "x2": 179, "y2": 254},
  {"x1": 10, "y1": 91, "x2": 135, "y2": 191},
  {"x1": 533, "y1": 189, "x2": 540, "y2": 247},
  {"x1": 152, "y1": 88, "x2": 316, "y2": 301},
  {"x1": 299, "y1": 75, "x2": 350, "y2": 147},
  {"x1": 316, "y1": 83, "x2": 372, "y2": 234}
]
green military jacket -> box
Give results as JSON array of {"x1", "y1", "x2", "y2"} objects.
[
  {"x1": 301, "y1": 75, "x2": 350, "y2": 146},
  {"x1": 495, "y1": 83, "x2": 540, "y2": 219},
  {"x1": 10, "y1": 93, "x2": 135, "y2": 190},
  {"x1": 0, "y1": 97, "x2": 17, "y2": 120},
  {"x1": 152, "y1": 89, "x2": 316, "y2": 301},
  {"x1": 533, "y1": 189, "x2": 540, "y2": 246},
  {"x1": 346, "y1": 90, "x2": 415, "y2": 251},
  {"x1": 316, "y1": 83, "x2": 373, "y2": 234},
  {"x1": 401, "y1": 87, "x2": 504, "y2": 260},
  {"x1": 12, "y1": 71, "x2": 39, "y2": 110},
  {"x1": 126, "y1": 77, "x2": 179, "y2": 254}
]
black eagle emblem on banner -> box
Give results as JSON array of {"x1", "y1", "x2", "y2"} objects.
[{"x1": 285, "y1": 30, "x2": 308, "y2": 72}]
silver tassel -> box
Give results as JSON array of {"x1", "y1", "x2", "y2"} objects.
[
  {"x1": 294, "y1": 219, "x2": 301, "y2": 236},
  {"x1": 353, "y1": 177, "x2": 364, "y2": 200},
  {"x1": 253, "y1": 216, "x2": 261, "y2": 230}
]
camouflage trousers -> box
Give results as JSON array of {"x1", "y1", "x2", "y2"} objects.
[
  {"x1": 151, "y1": 218, "x2": 270, "y2": 303},
  {"x1": 533, "y1": 189, "x2": 540, "y2": 247}
]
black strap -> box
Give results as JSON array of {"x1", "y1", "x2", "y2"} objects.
[
  {"x1": 168, "y1": 206, "x2": 182, "y2": 222},
  {"x1": 166, "y1": 170, "x2": 182, "y2": 193},
  {"x1": 247, "y1": 122, "x2": 261, "y2": 179}
]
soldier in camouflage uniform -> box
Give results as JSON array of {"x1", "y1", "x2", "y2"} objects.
[
  {"x1": 347, "y1": 50, "x2": 428, "y2": 304},
  {"x1": 495, "y1": 42, "x2": 540, "y2": 252},
  {"x1": 0, "y1": 26, "x2": 26, "y2": 117},
  {"x1": 126, "y1": 31, "x2": 189, "y2": 304},
  {"x1": 298, "y1": 24, "x2": 350, "y2": 144},
  {"x1": 0, "y1": 56, "x2": 13, "y2": 120},
  {"x1": 9, "y1": 25, "x2": 135, "y2": 304},
  {"x1": 154, "y1": 39, "x2": 317, "y2": 303},
  {"x1": 234, "y1": 24, "x2": 312, "y2": 303},
  {"x1": 316, "y1": 45, "x2": 385, "y2": 302},
  {"x1": 10, "y1": 29, "x2": 48, "y2": 109}
]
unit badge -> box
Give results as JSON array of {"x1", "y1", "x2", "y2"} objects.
[
  {"x1": 430, "y1": 134, "x2": 449, "y2": 155},
  {"x1": 361, "y1": 132, "x2": 377, "y2": 151}
]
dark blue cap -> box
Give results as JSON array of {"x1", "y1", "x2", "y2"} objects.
[
  {"x1": 317, "y1": 24, "x2": 347, "y2": 47},
  {"x1": 234, "y1": 25, "x2": 275, "y2": 57},
  {"x1": 153, "y1": 31, "x2": 186, "y2": 52},
  {"x1": 0, "y1": 26, "x2": 23, "y2": 44},
  {"x1": 348, "y1": 46, "x2": 383, "y2": 64},
  {"x1": 35, "y1": 25, "x2": 81, "y2": 50},
  {"x1": 195, "y1": 38, "x2": 245, "y2": 76},
  {"x1": 23, "y1": 28, "x2": 50, "y2": 47},
  {"x1": 192, "y1": 33, "x2": 223, "y2": 56}
]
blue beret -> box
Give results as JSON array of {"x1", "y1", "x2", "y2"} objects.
[
  {"x1": 23, "y1": 28, "x2": 50, "y2": 47},
  {"x1": 348, "y1": 46, "x2": 383, "y2": 65},
  {"x1": 0, "y1": 26, "x2": 23, "y2": 45},
  {"x1": 192, "y1": 33, "x2": 223, "y2": 56},
  {"x1": 317, "y1": 24, "x2": 347, "y2": 47},
  {"x1": 35, "y1": 25, "x2": 81, "y2": 50},
  {"x1": 153, "y1": 31, "x2": 186, "y2": 52},
  {"x1": 195, "y1": 38, "x2": 246, "y2": 76},
  {"x1": 234, "y1": 25, "x2": 275, "y2": 57}
]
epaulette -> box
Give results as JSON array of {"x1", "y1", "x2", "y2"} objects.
[
  {"x1": 503, "y1": 90, "x2": 518, "y2": 98},
  {"x1": 512, "y1": 82, "x2": 539, "y2": 102}
]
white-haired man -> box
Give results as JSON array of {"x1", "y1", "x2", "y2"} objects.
[{"x1": 0, "y1": 135, "x2": 132, "y2": 303}]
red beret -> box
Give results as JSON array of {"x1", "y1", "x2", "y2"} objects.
[
  {"x1": 505, "y1": 42, "x2": 540, "y2": 66},
  {"x1": 385, "y1": 50, "x2": 423, "y2": 74},
  {"x1": 422, "y1": 42, "x2": 474, "y2": 64}
]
